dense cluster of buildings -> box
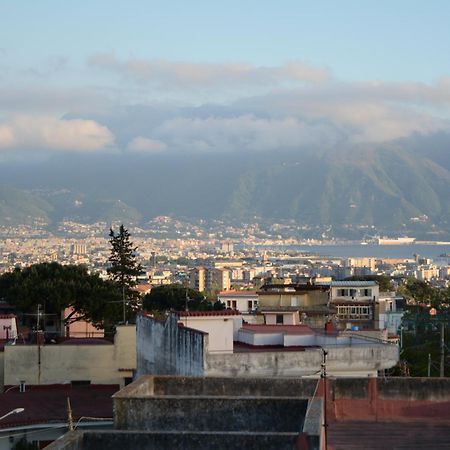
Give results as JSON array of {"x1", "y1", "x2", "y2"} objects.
[{"x1": 0, "y1": 218, "x2": 449, "y2": 449}]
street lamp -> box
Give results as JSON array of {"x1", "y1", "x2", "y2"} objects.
[{"x1": 0, "y1": 408, "x2": 25, "y2": 421}]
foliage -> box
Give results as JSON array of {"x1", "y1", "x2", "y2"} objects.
[
  {"x1": 398, "y1": 278, "x2": 450, "y2": 309},
  {"x1": 143, "y1": 284, "x2": 224, "y2": 312},
  {"x1": 390, "y1": 321, "x2": 450, "y2": 377},
  {"x1": 107, "y1": 224, "x2": 143, "y2": 322},
  {"x1": 344, "y1": 275, "x2": 392, "y2": 291},
  {"x1": 0, "y1": 262, "x2": 123, "y2": 330}
]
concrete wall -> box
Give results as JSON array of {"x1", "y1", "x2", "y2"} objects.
[
  {"x1": 328, "y1": 377, "x2": 450, "y2": 423},
  {"x1": 136, "y1": 315, "x2": 205, "y2": 378},
  {"x1": 115, "y1": 375, "x2": 318, "y2": 398},
  {"x1": 3, "y1": 325, "x2": 135, "y2": 387},
  {"x1": 206, "y1": 344, "x2": 399, "y2": 378},
  {"x1": 0, "y1": 352, "x2": 4, "y2": 391},
  {"x1": 115, "y1": 397, "x2": 307, "y2": 432},
  {"x1": 179, "y1": 316, "x2": 234, "y2": 353},
  {"x1": 111, "y1": 375, "x2": 311, "y2": 449},
  {"x1": 45, "y1": 430, "x2": 301, "y2": 450}
]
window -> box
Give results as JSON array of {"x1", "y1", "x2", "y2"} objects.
[
  {"x1": 248, "y1": 300, "x2": 253, "y2": 310},
  {"x1": 276, "y1": 314, "x2": 284, "y2": 324},
  {"x1": 291, "y1": 296, "x2": 299, "y2": 306},
  {"x1": 232, "y1": 300, "x2": 237, "y2": 309},
  {"x1": 337, "y1": 306, "x2": 372, "y2": 320}
]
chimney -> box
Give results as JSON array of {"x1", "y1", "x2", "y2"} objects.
[{"x1": 325, "y1": 320, "x2": 334, "y2": 335}]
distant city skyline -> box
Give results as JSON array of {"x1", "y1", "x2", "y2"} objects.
[{"x1": 1, "y1": 1, "x2": 450, "y2": 157}]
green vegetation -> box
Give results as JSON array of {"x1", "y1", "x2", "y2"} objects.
[
  {"x1": 3, "y1": 146, "x2": 450, "y2": 232},
  {"x1": 0, "y1": 262, "x2": 122, "y2": 330},
  {"x1": 143, "y1": 284, "x2": 224, "y2": 313},
  {"x1": 391, "y1": 280, "x2": 450, "y2": 377},
  {"x1": 107, "y1": 225, "x2": 143, "y2": 323},
  {"x1": 344, "y1": 275, "x2": 392, "y2": 291}
]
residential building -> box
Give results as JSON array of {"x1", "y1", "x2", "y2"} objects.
[
  {"x1": 217, "y1": 290, "x2": 258, "y2": 313},
  {"x1": 1, "y1": 325, "x2": 136, "y2": 389},
  {"x1": 257, "y1": 283, "x2": 330, "y2": 328},
  {"x1": 328, "y1": 281, "x2": 379, "y2": 330}
]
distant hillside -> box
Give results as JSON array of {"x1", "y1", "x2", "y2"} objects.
[
  {"x1": 0, "y1": 185, "x2": 53, "y2": 226},
  {"x1": 1, "y1": 141, "x2": 450, "y2": 230}
]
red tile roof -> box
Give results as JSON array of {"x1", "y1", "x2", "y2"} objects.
[
  {"x1": 218, "y1": 291, "x2": 257, "y2": 296},
  {"x1": 177, "y1": 310, "x2": 242, "y2": 317},
  {"x1": 0, "y1": 384, "x2": 118, "y2": 429},
  {"x1": 0, "y1": 314, "x2": 16, "y2": 319},
  {"x1": 241, "y1": 324, "x2": 315, "y2": 335}
]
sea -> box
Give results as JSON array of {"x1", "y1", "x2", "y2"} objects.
[{"x1": 260, "y1": 243, "x2": 450, "y2": 262}]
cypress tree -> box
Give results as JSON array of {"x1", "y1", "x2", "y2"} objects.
[{"x1": 107, "y1": 224, "x2": 143, "y2": 323}]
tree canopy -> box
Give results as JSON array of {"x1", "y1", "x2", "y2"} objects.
[
  {"x1": 0, "y1": 262, "x2": 122, "y2": 330},
  {"x1": 143, "y1": 284, "x2": 224, "y2": 312},
  {"x1": 344, "y1": 274, "x2": 392, "y2": 291}
]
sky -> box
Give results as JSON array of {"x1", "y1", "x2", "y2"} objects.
[{"x1": 1, "y1": 1, "x2": 450, "y2": 156}]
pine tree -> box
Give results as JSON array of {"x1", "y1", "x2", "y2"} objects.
[{"x1": 107, "y1": 224, "x2": 143, "y2": 323}]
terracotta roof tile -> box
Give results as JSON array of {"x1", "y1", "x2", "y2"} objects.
[
  {"x1": 177, "y1": 310, "x2": 241, "y2": 317},
  {"x1": 0, "y1": 384, "x2": 118, "y2": 429}
]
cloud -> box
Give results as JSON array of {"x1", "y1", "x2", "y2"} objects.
[
  {"x1": 88, "y1": 53, "x2": 331, "y2": 88},
  {"x1": 127, "y1": 136, "x2": 167, "y2": 153},
  {"x1": 149, "y1": 115, "x2": 342, "y2": 152},
  {"x1": 0, "y1": 115, "x2": 114, "y2": 152}
]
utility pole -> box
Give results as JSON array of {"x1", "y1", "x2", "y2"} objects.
[
  {"x1": 440, "y1": 322, "x2": 445, "y2": 378},
  {"x1": 67, "y1": 397, "x2": 74, "y2": 431},
  {"x1": 321, "y1": 348, "x2": 328, "y2": 450},
  {"x1": 427, "y1": 353, "x2": 431, "y2": 377}
]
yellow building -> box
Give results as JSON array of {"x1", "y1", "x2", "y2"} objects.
[{"x1": 1, "y1": 325, "x2": 136, "y2": 390}]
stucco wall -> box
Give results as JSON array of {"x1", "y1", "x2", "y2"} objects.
[
  {"x1": 0, "y1": 352, "x2": 4, "y2": 391},
  {"x1": 3, "y1": 325, "x2": 136, "y2": 386},
  {"x1": 136, "y1": 315, "x2": 205, "y2": 378},
  {"x1": 206, "y1": 344, "x2": 398, "y2": 378},
  {"x1": 180, "y1": 317, "x2": 234, "y2": 353}
]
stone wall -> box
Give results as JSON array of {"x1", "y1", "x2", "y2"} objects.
[
  {"x1": 46, "y1": 431, "x2": 301, "y2": 450},
  {"x1": 136, "y1": 315, "x2": 205, "y2": 378}
]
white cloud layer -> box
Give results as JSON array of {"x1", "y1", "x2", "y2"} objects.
[
  {"x1": 88, "y1": 53, "x2": 331, "y2": 88},
  {"x1": 3, "y1": 56, "x2": 450, "y2": 154},
  {"x1": 0, "y1": 115, "x2": 114, "y2": 152},
  {"x1": 127, "y1": 136, "x2": 167, "y2": 153}
]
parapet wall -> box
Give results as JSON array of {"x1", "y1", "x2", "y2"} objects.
[
  {"x1": 328, "y1": 377, "x2": 450, "y2": 422},
  {"x1": 136, "y1": 315, "x2": 205, "y2": 378}
]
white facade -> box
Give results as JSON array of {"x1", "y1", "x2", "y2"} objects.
[
  {"x1": 177, "y1": 312, "x2": 243, "y2": 354},
  {"x1": 218, "y1": 291, "x2": 258, "y2": 313}
]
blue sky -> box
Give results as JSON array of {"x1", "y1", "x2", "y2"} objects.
[
  {"x1": 2, "y1": 0, "x2": 450, "y2": 82},
  {"x1": 1, "y1": 1, "x2": 450, "y2": 155}
]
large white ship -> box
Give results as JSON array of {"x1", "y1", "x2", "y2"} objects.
[{"x1": 377, "y1": 236, "x2": 416, "y2": 245}]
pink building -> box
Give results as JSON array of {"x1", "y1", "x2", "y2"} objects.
[
  {"x1": 0, "y1": 314, "x2": 18, "y2": 340},
  {"x1": 63, "y1": 308, "x2": 104, "y2": 338}
]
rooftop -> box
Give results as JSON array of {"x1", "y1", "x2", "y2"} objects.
[
  {"x1": 177, "y1": 310, "x2": 242, "y2": 317},
  {"x1": 218, "y1": 290, "x2": 257, "y2": 297},
  {"x1": 330, "y1": 281, "x2": 378, "y2": 287},
  {"x1": 241, "y1": 324, "x2": 315, "y2": 335},
  {"x1": 0, "y1": 384, "x2": 118, "y2": 429}
]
